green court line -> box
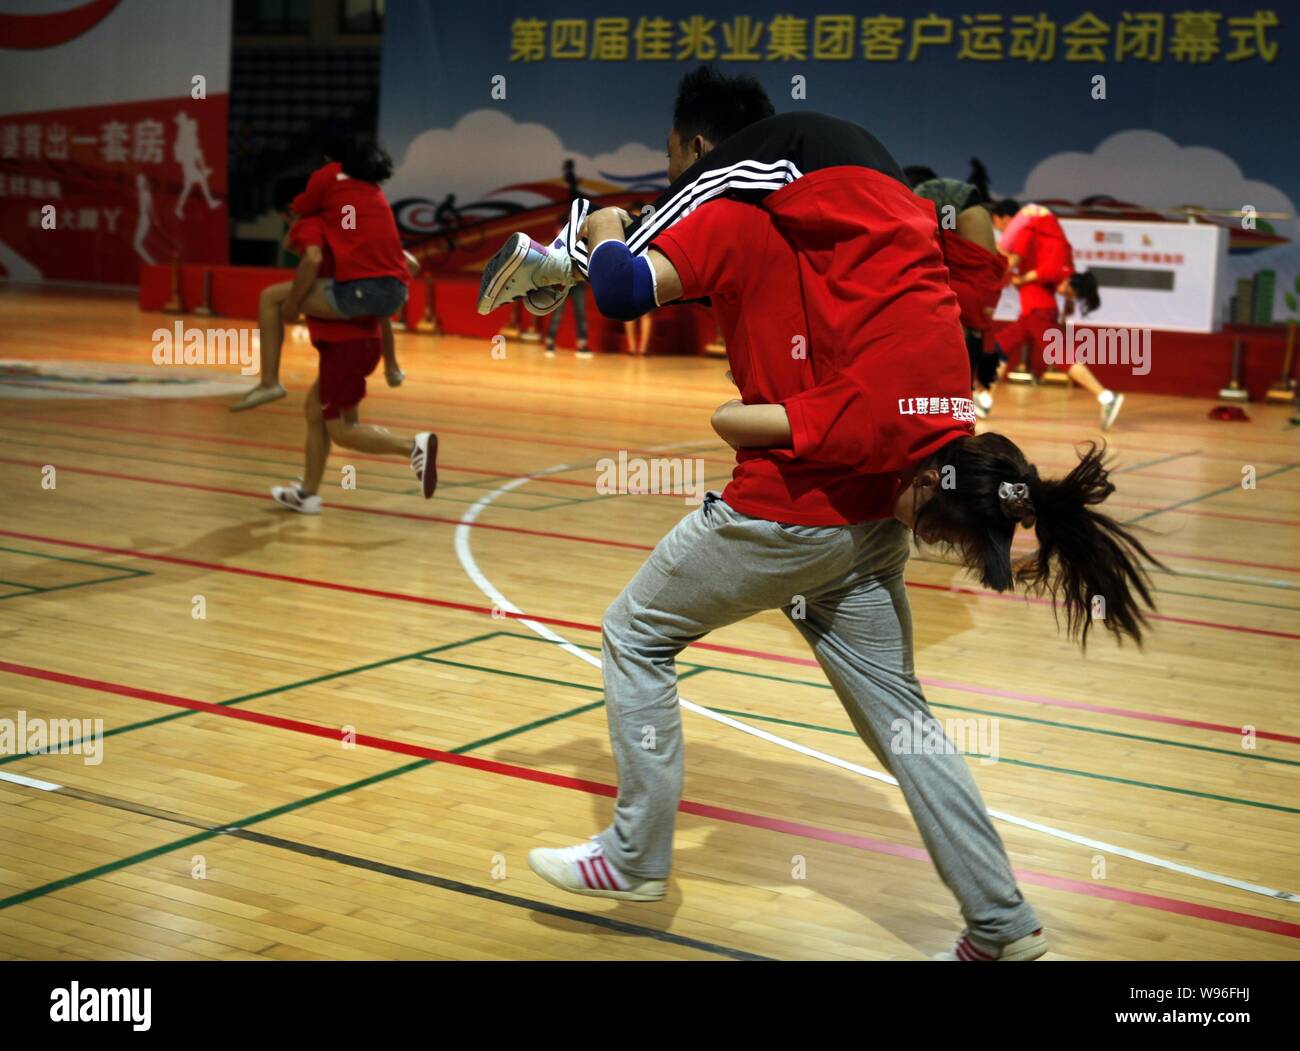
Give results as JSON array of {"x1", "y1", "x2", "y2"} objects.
[
  {"x1": 7, "y1": 625, "x2": 1292, "y2": 911},
  {"x1": 0, "y1": 695, "x2": 605, "y2": 912},
  {"x1": 957, "y1": 754, "x2": 1300, "y2": 815},
  {"x1": 1113, "y1": 451, "x2": 1200, "y2": 475},
  {"x1": 417, "y1": 654, "x2": 603, "y2": 692},
  {"x1": 412, "y1": 653, "x2": 707, "y2": 696},
  {"x1": 448, "y1": 630, "x2": 1300, "y2": 780},
  {"x1": 1125, "y1": 463, "x2": 1299, "y2": 524},
  {"x1": 907, "y1": 553, "x2": 1300, "y2": 608},
  {"x1": 484, "y1": 629, "x2": 1295, "y2": 759},
  {"x1": 0, "y1": 545, "x2": 152, "y2": 574},
  {"x1": 409, "y1": 634, "x2": 1300, "y2": 813},
  {"x1": 0, "y1": 573, "x2": 149, "y2": 601},
  {"x1": 0, "y1": 545, "x2": 151, "y2": 602},
  {"x1": 0, "y1": 631, "x2": 507, "y2": 767},
  {"x1": 702, "y1": 701, "x2": 1298, "y2": 769},
  {"x1": 1143, "y1": 587, "x2": 1300, "y2": 613}
]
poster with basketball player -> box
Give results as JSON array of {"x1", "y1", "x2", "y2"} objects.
[{"x1": 0, "y1": 0, "x2": 231, "y2": 284}]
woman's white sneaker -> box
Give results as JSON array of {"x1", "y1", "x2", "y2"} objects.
[
  {"x1": 1100, "y1": 391, "x2": 1124, "y2": 431},
  {"x1": 934, "y1": 928, "x2": 1047, "y2": 961},
  {"x1": 271, "y1": 483, "x2": 321, "y2": 515},
  {"x1": 411, "y1": 432, "x2": 438, "y2": 498},
  {"x1": 231, "y1": 382, "x2": 286, "y2": 412},
  {"x1": 527, "y1": 840, "x2": 666, "y2": 901}
]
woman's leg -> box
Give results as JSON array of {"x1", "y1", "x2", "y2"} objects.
[
  {"x1": 299, "y1": 280, "x2": 345, "y2": 321},
  {"x1": 231, "y1": 281, "x2": 294, "y2": 410},
  {"x1": 1066, "y1": 362, "x2": 1123, "y2": 430},
  {"x1": 781, "y1": 522, "x2": 1040, "y2": 948},
  {"x1": 325, "y1": 409, "x2": 412, "y2": 457}
]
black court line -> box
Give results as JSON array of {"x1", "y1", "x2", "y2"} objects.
[{"x1": 15, "y1": 781, "x2": 773, "y2": 963}]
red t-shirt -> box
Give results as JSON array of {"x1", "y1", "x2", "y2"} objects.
[
  {"x1": 288, "y1": 216, "x2": 381, "y2": 343},
  {"x1": 1002, "y1": 205, "x2": 1074, "y2": 313},
  {"x1": 290, "y1": 162, "x2": 408, "y2": 284},
  {"x1": 653, "y1": 168, "x2": 972, "y2": 526}
]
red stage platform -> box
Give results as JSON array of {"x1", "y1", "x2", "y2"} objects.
[{"x1": 138, "y1": 264, "x2": 1294, "y2": 399}]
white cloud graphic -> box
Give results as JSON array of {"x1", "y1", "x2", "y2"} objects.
[
  {"x1": 1017, "y1": 130, "x2": 1297, "y2": 234},
  {"x1": 385, "y1": 109, "x2": 666, "y2": 207},
  {"x1": 1017, "y1": 130, "x2": 1300, "y2": 317}
]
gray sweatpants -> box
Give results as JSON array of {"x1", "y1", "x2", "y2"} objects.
[{"x1": 596, "y1": 492, "x2": 1039, "y2": 945}]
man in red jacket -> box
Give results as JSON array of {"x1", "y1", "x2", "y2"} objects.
[
  {"x1": 511, "y1": 77, "x2": 1048, "y2": 962},
  {"x1": 267, "y1": 214, "x2": 438, "y2": 509},
  {"x1": 991, "y1": 200, "x2": 1124, "y2": 430}
]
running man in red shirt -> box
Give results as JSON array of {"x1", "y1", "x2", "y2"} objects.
[
  {"x1": 268, "y1": 214, "x2": 437, "y2": 512},
  {"x1": 990, "y1": 200, "x2": 1124, "y2": 430},
  {"x1": 233, "y1": 133, "x2": 412, "y2": 412},
  {"x1": 504, "y1": 72, "x2": 1159, "y2": 962}
]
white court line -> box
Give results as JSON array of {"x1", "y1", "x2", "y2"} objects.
[
  {"x1": 453, "y1": 453, "x2": 1300, "y2": 905},
  {"x1": 0, "y1": 769, "x2": 62, "y2": 792}
]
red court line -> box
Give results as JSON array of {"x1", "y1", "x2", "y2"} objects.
[
  {"x1": 3, "y1": 525, "x2": 1298, "y2": 745},
  {"x1": 30, "y1": 413, "x2": 1299, "y2": 526},
  {"x1": 902, "y1": 579, "x2": 1300, "y2": 641},
  {"x1": 9, "y1": 412, "x2": 1300, "y2": 564},
  {"x1": 178, "y1": 399, "x2": 737, "y2": 466},
  {"x1": 0, "y1": 462, "x2": 651, "y2": 550},
  {"x1": 6, "y1": 453, "x2": 1297, "y2": 640},
  {"x1": 25, "y1": 417, "x2": 605, "y2": 490},
  {"x1": 4, "y1": 658, "x2": 1297, "y2": 943}
]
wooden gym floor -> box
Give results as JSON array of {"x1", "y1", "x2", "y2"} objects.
[{"x1": 1, "y1": 285, "x2": 1297, "y2": 961}]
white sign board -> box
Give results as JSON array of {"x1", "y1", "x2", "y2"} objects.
[{"x1": 994, "y1": 219, "x2": 1229, "y2": 334}]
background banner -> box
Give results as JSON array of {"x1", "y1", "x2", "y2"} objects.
[
  {"x1": 0, "y1": 0, "x2": 232, "y2": 285},
  {"x1": 379, "y1": 1, "x2": 1298, "y2": 326}
]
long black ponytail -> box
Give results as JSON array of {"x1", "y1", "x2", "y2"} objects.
[{"x1": 914, "y1": 434, "x2": 1162, "y2": 647}]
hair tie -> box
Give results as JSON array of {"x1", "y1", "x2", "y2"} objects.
[{"x1": 998, "y1": 481, "x2": 1036, "y2": 527}]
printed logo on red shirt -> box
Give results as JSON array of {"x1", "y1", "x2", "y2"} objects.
[{"x1": 898, "y1": 396, "x2": 976, "y2": 423}]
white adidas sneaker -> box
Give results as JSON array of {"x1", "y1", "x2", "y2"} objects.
[
  {"x1": 527, "y1": 840, "x2": 666, "y2": 901},
  {"x1": 410, "y1": 432, "x2": 438, "y2": 498},
  {"x1": 934, "y1": 928, "x2": 1048, "y2": 961},
  {"x1": 271, "y1": 483, "x2": 321, "y2": 515}
]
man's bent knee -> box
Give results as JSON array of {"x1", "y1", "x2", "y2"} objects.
[{"x1": 324, "y1": 417, "x2": 351, "y2": 444}]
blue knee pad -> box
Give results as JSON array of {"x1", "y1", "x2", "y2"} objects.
[{"x1": 588, "y1": 240, "x2": 656, "y2": 321}]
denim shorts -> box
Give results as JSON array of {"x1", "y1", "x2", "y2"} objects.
[{"x1": 324, "y1": 276, "x2": 409, "y2": 319}]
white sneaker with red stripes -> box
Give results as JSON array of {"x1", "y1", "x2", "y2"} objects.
[
  {"x1": 527, "y1": 839, "x2": 666, "y2": 901},
  {"x1": 935, "y1": 928, "x2": 1048, "y2": 961}
]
